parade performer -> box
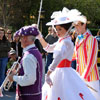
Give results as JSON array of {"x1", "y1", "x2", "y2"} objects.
[
  {"x1": 73, "y1": 15, "x2": 100, "y2": 100},
  {"x1": 37, "y1": 7, "x2": 96, "y2": 100},
  {"x1": 8, "y1": 26, "x2": 43, "y2": 100}
]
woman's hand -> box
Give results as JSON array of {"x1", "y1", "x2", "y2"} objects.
[
  {"x1": 45, "y1": 70, "x2": 53, "y2": 87},
  {"x1": 36, "y1": 30, "x2": 43, "y2": 40},
  {"x1": 45, "y1": 74, "x2": 53, "y2": 87}
]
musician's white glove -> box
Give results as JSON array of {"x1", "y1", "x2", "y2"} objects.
[{"x1": 45, "y1": 74, "x2": 53, "y2": 87}]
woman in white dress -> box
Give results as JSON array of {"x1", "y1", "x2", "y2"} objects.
[{"x1": 37, "y1": 10, "x2": 96, "y2": 100}]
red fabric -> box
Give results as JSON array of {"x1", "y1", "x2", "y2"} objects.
[
  {"x1": 57, "y1": 59, "x2": 71, "y2": 68},
  {"x1": 58, "y1": 97, "x2": 61, "y2": 100},
  {"x1": 45, "y1": 95, "x2": 48, "y2": 100},
  {"x1": 79, "y1": 93, "x2": 84, "y2": 100}
]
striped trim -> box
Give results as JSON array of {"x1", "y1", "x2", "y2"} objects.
[
  {"x1": 20, "y1": 92, "x2": 42, "y2": 96},
  {"x1": 45, "y1": 44, "x2": 49, "y2": 50},
  {"x1": 59, "y1": 36, "x2": 70, "y2": 42}
]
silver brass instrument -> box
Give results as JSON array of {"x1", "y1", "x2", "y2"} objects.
[{"x1": 0, "y1": 57, "x2": 21, "y2": 97}]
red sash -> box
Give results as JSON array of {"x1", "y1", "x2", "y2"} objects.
[{"x1": 57, "y1": 59, "x2": 71, "y2": 68}]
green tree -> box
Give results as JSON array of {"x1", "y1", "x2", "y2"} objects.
[{"x1": 0, "y1": 0, "x2": 100, "y2": 34}]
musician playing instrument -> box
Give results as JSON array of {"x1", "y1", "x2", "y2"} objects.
[{"x1": 8, "y1": 26, "x2": 43, "y2": 100}]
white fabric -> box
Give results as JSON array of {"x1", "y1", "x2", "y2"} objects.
[
  {"x1": 85, "y1": 80, "x2": 100, "y2": 100},
  {"x1": 50, "y1": 7, "x2": 69, "y2": 19},
  {"x1": 44, "y1": 36, "x2": 74, "y2": 71},
  {"x1": 43, "y1": 42, "x2": 57, "y2": 53},
  {"x1": 46, "y1": 7, "x2": 81, "y2": 26},
  {"x1": 74, "y1": 15, "x2": 87, "y2": 24},
  {"x1": 13, "y1": 44, "x2": 37, "y2": 86},
  {"x1": 42, "y1": 36, "x2": 96, "y2": 100},
  {"x1": 50, "y1": 11, "x2": 62, "y2": 19},
  {"x1": 42, "y1": 68, "x2": 96, "y2": 100}
]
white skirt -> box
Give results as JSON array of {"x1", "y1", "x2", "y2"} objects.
[
  {"x1": 85, "y1": 80, "x2": 100, "y2": 100},
  {"x1": 42, "y1": 67, "x2": 96, "y2": 100}
]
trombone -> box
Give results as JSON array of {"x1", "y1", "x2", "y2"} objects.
[{"x1": 0, "y1": 57, "x2": 21, "y2": 97}]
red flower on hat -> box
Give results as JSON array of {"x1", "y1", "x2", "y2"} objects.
[{"x1": 66, "y1": 18, "x2": 69, "y2": 20}]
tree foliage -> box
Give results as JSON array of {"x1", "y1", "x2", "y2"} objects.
[
  {"x1": 0, "y1": 0, "x2": 100, "y2": 33},
  {"x1": 0, "y1": 0, "x2": 40, "y2": 30}
]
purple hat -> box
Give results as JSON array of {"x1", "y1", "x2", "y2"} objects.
[
  {"x1": 14, "y1": 29, "x2": 21, "y2": 37},
  {"x1": 14, "y1": 26, "x2": 39, "y2": 37}
]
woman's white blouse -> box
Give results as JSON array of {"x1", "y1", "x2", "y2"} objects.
[{"x1": 44, "y1": 36, "x2": 74, "y2": 71}]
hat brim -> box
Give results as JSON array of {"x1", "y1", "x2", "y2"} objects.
[{"x1": 46, "y1": 19, "x2": 73, "y2": 26}]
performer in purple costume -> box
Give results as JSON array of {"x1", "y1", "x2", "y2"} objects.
[{"x1": 9, "y1": 26, "x2": 43, "y2": 100}]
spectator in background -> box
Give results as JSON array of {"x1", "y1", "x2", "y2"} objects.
[
  {"x1": 7, "y1": 49, "x2": 17, "y2": 69},
  {"x1": 7, "y1": 49, "x2": 17, "y2": 91},
  {"x1": 95, "y1": 29, "x2": 100, "y2": 44},
  {"x1": 71, "y1": 29, "x2": 78, "y2": 45},
  {"x1": 11, "y1": 34, "x2": 23, "y2": 57},
  {"x1": 0, "y1": 27, "x2": 11, "y2": 86},
  {"x1": 32, "y1": 24, "x2": 46, "y2": 57},
  {"x1": 35, "y1": 39, "x2": 46, "y2": 84},
  {"x1": 45, "y1": 27, "x2": 58, "y2": 73},
  {"x1": 70, "y1": 29, "x2": 77, "y2": 70},
  {"x1": 6, "y1": 29, "x2": 13, "y2": 43}
]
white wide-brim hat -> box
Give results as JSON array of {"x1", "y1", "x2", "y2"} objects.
[
  {"x1": 46, "y1": 7, "x2": 82, "y2": 26},
  {"x1": 46, "y1": 16, "x2": 76, "y2": 26}
]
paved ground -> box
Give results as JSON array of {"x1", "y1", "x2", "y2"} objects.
[{"x1": 0, "y1": 91, "x2": 15, "y2": 100}]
